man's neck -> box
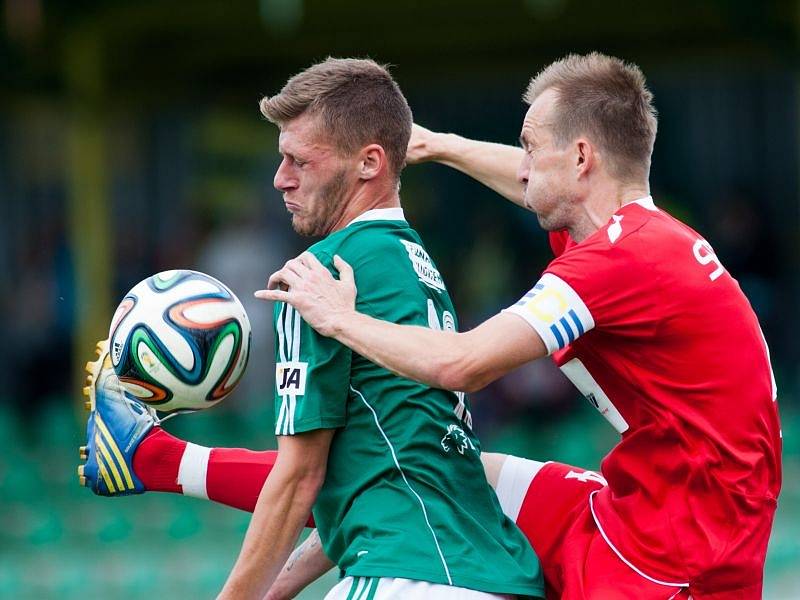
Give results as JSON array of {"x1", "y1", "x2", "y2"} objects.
[
  {"x1": 330, "y1": 182, "x2": 401, "y2": 233},
  {"x1": 568, "y1": 180, "x2": 650, "y2": 243}
]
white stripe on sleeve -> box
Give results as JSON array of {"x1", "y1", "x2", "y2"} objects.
[{"x1": 275, "y1": 304, "x2": 288, "y2": 435}]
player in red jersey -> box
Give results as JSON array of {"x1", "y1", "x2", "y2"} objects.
[{"x1": 259, "y1": 53, "x2": 782, "y2": 598}]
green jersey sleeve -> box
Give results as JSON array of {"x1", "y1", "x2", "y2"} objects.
[{"x1": 273, "y1": 297, "x2": 351, "y2": 436}]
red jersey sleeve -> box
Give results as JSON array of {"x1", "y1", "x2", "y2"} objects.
[
  {"x1": 504, "y1": 210, "x2": 660, "y2": 354},
  {"x1": 545, "y1": 226, "x2": 660, "y2": 340}
]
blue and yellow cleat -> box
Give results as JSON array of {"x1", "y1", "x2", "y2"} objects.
[{"x1": 78, "y1": 340, "x2": 156, "y2": 496}]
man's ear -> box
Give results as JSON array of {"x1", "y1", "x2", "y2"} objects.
[
  {"x1": 574, "y1": 138, "x2": 596, "y2": 180},
  {"x1": 359, "y1": 144, "x2": 386, "y2": 180}
]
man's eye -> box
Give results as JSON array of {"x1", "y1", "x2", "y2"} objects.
[{"x1": 294, "y1": 158, "x2": 307, "y2": 167}]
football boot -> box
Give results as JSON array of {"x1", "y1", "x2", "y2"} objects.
[{"x1": 78, "y1": 340, "x2": 156, "y2": 496}]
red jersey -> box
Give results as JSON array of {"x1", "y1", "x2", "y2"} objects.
[{"x1": 505, "y1": 197, "x2": 781, "y2": 588}]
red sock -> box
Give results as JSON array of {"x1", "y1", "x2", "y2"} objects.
[
  {"x1": 132, "y1": 427, "x2": 315, "y2": 526},
  {"x1": 132, "y1": 427, "x2": 185, "y2": 493},
  {"x1": 206, "y1": 446, "x2": 278, "y2": 512}
]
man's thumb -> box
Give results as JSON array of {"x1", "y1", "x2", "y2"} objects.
[{"x1": 333, "y1": 255, "x2": 354, "y2": 284}]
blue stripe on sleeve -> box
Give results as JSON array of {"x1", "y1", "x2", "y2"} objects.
[
  {"x1": 568, "y1": 309, "x2": 584, "y2": 336},
  {"x1": 549, "y1": 323, "x2": 565, "y2": 349},
  {"x1": 559, "y1": 317, "x2": 575, "y2": 343}
]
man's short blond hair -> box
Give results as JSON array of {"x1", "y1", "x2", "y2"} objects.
[
  {"x1": 260, "y1": 57, "x2": 412, "y2": 179},
  {"x1": 525, "y1": 52, "x2": 658, "y2": 182}
]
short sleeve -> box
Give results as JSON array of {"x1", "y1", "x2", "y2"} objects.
[
  {"x1": 273, "y1": 302, "x2": 351, "y2": 435},
  {"x1": 507, "y1": 231, "x2": 661, "y2": 354}
]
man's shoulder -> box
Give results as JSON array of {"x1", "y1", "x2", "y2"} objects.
[
  {"x1": 308, "y1": 220, "x2": 416, "y2": 254},
  {"x1": 309, "y1": 221, "x2": 428, "y2": 268},
  {"x1": 547, "y1": 202, "x2": 690, "y2": 275}
]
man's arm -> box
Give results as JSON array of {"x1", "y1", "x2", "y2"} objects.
[
  {"x1": 333, "y1": 310, "x2": 544, "y2": 393},
  {"x1": 265, "y1": 529, "x2": 335, "y2": 600},
  {"x1": 264, "y1": 455, "x2": 512, "y2": 600},
  {"x1": 256, "y1": 254, "x2": 547, "y2": 393},
  {"x1": 407, "y1": 124, "x2": 525, "y2": 207},
  {"x1": 218, "y1": 429, "x2": 334, "y2": 600}
]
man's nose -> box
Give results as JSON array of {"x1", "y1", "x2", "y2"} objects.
[
  {"x1": 516, "y1": 155, "x2": 530, "y2": 185},
  {"x1": 274, "y1": 158, "x2": 296, "y2": 191}
]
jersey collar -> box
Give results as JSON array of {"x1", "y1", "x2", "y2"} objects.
[
  {"x1": 347, "y1": 207, "x2": 406, "y2": 226},
  {"x1": 619, "y1": 195, "x2": 657, "y2": 212}
]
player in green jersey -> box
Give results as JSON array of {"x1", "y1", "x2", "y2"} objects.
[
  {"x1": 221, "y1": 57, "x2": 543, "y2": 600},
  {"x1": 76, "y1": 58, "x2": 543, "y2": 600},
  {"x1": 269, "y1": 209, "x2": 543, "y2": 599}
]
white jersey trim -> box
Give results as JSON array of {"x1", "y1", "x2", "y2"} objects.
[
  {"x1": 347, "y1": 207, "x2": 406, "y2": 226},
  {"x1": 350, "y1": 385, "x2": 453, "y2": 585},
  {"x1": 503, "y1": 273, "x2": 594, "y2": 354},
  {"x1": 560, "y1": 358, "x2": 630, "y2": 434},
  {"x1": 588, "y1": 490, "x2": 690, "y2": 588},
  {"x1": 757, "y1": 326, "x2": 778, "y2": 401},
  {"x1": 623, "y1": 195, "x2": 657, "y2": 212},
  {"x1": 275, "y1": 304, "x2": 302, "y2": 436}
]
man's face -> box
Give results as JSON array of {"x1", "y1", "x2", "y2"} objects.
[
  {"x1": 517, "y1": 88, "x2": 580, "y2": 231},
  {"x1": 273, "y1": 113, "x2": 355, "y2": 236}
]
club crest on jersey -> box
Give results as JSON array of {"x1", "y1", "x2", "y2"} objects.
[
  {"x1": 276, "y1": 361, "x2": 308, "y2": 395},
  {"x1": 400, "y1": 240, "x2": 446, "y2": 292},
  {"x1": 441, "y1": 424, "x2": 476, "y2": 455}
]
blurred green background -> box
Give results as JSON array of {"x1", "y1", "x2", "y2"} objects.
[{"x1": 0, "y1": 1, "x2": 798, "y2": 598}]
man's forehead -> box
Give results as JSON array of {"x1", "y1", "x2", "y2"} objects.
[
  {"x1": 278, "y1": 115, "x2": 332, "y2": 153},
  {"x1": 521, "y1": 89, "x2": 558, "y2": 139}
]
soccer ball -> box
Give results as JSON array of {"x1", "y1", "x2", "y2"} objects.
[{"x1": 108, "y1": 270, "x2": 252, "y2": 412}]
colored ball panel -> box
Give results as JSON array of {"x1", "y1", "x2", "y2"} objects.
[{"x1": 108, "y1": 270, "x2": 251, "y2": 412}]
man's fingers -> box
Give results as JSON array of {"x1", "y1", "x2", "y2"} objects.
[
  {"x1": 333, "y1": 255, "x2": 354, "y2": 285},
  {"x1": 287, "y1": 256, "x2": 313, "y2": 276},
  {"x1": 254, "y1": 289, "x2": 291, "y2": 303},
  {"x1": 266, "y1": 270, "x2": 287, "y2": 290},
  {"x1": 299, "y1": 252, "x2": 328, "y2": 274},
  {"x1": 267, "y1": 268, "x2": 301, "y2": 290}
]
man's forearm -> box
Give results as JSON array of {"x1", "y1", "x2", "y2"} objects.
[
  {"x1": 331, "y1": 311, "x2": 542, "y2": 393},
  {"x1": 334, "y1": 311, "x2": 466, "y2": 391},
  {"x1": 218, "y1": 463, "x2": 323, "y2": 599},
  {"x1": 266, "y1": 530, "x2": 335, "y2": 600},
  {"x1": 426, "y1": 132, "x2": 525, "y2": 207},
  {"x1": 258, "y1": 257, "x2": 546, "y2": 394}
]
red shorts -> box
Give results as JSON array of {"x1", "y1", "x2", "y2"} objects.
[{"x1": 494, "y1": 458, "x2": 762, "y2": 600}]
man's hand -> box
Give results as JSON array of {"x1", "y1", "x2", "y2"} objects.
[
  {"x1": 264, "y1": 529, "x2": 335, "y2": 600},
  {"x1": 406, "y1": 123, "x2": 446, "y2": 164},
  {"x1": 255, "y1": 253, "x2": 357, "y2": 338},
  {"x1": 405, "y1": 124, "x2": 526, "y2": 207}
]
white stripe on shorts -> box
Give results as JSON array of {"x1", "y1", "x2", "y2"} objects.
[
  {"x1": 324, "y1": 577, "x2": 515, "y2": 600},
  {"x1": 494, "y1": 456, "x2": 549, "y2": 521}
]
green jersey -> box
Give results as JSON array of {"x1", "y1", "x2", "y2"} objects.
[{"x1": 273, "y1": 208, "x2": 543, "y2": 597}]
